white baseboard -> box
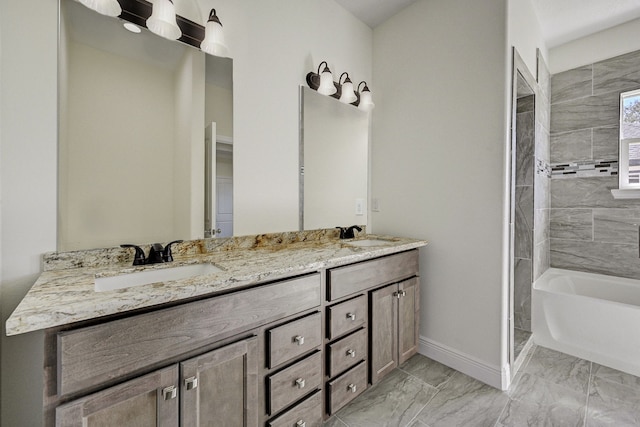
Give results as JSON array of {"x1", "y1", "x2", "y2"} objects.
[{"x1": 419, "y1": 336, "x2": 510, "y2": 390}]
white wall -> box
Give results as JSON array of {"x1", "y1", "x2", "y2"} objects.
[
  {"x1": 0, "y1": 0, "x2": 371, "y2": 424},
  {"x1": 549, "y1": 18, "x2": 640, "y2": 74},
  {"x1": 372, "y1": 0, "x2": 509, "y2": 387},
  {"x1": 205, "y1": 83, "x2": 233, "y2": 138},
  {"x1": 507, "y1": 0, "x2": 547, "y2": 75},
  {"x1": 1, "y1": 0, "x2": 58, "y2": 425}
]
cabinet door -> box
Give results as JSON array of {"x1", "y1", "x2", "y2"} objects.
[
  {"x1": 180, "y1": 337, "x2": 258, "y2": 427},
  {"x1": 398, "y1": 277, "x2": 419, "y2": 364},
  {"x1": 369, "y1": 284, "x2": 398, "y2": 383},
  {"x1": 56, "y1": 365, "x2": 179, "y2": 427}
]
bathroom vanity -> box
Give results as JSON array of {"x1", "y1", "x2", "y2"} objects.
[{"x1": 6, "y1": 231, "x2": 426, "y2": 426}]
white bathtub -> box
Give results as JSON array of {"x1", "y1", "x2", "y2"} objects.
[{"x1": 533, "y1": 268, "x2": 640, "y2": 377}]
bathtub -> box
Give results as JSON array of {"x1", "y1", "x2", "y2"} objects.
[{"x1": 533, "y1": 268, "x2": 640, "y2": 377}]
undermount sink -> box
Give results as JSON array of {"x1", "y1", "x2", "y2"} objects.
[
  {"x1": 95, "y1": 263, "x2": 222, "y2": 292},
  {"x1": 345, "y1": 239, "x2": 396, "y2": 247}
]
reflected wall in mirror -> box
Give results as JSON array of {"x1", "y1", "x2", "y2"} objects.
[
  {"x1": 58, "y1": 0, "x2": 232, "y2": 251},
  {"x1": 300, "y1": 86, "x2": 369, "y2": 230}
]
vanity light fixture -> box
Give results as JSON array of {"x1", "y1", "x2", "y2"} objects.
[
  {"x1": 200, "y1": 9, "x2": 229, "y2": 58},
  {"x1": 78, "y1": 0, "x2": 122, "y2": 17},
  {"x1": 338, "y1": 72, "x2": 357, "y2": 104},
  {"x1": 356, "y1": 81, "x2": 375, "y2": 111},
  {"x1": 146, "y1": 0, "x2": 182, "y2": 40},
  {"x1": 306, "y1": 61, "x2": 338, "y2": 96}
]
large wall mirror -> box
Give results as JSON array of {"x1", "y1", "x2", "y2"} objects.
[
  {"x1": 300, "y1": 87, "x2": 369, "y2": 230},
  {"x1": 58, "y1": 0, "x2": 233, "y2": 251}
]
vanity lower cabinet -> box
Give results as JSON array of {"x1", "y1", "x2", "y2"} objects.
[
  {"x1": 370, "y1": 277, "x2": 420, "y2": 384},
  {"x1": 324, "y1": 249, "x2": 419, "y2": 416},
  {"x1": 44, "y1": 249, "x2": 420, "y2": 426},
  {"x1": 56, "y1": 337, "x2": 258, "y2": 427}
]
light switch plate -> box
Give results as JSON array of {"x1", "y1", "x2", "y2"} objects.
[
  {"x1": 355, "y1": 198, "x2": 365, "y2": 215},
  {"x1": 371, "y1": 198, "x2": 380, "y2": 212}
]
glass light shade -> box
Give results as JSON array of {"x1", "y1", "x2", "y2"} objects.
[
  {"x1": 358, "y1": 89, "x2": 375, "y2": 111},
  {"x1": 318, "y1": 68, "x2": 337, "y2": 96},
  {"x1": 339, "y1": 80, "x2": 357, "y2": 104},
  {"x1": 200, "y1": 13, "x2": 229, "y2": 57},
  {"x1": 146, "y1": 0, "x2": 182, "y2": 41},
  {"x1": 78, "y1": 0, "x2": 122, "y2": 17}
]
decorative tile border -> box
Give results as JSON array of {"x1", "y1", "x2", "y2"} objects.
[
  {"x1": 536, "y1": 159, "x2": 551, "y2": 178},
  {"x1": 550, "y1": 160, "x2": 618, "y2": 179}
]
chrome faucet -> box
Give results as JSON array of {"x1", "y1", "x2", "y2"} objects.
[
  {"x1": 121, "y1": 240, "x2": 183, "y2": 265},
  {"x1": 336, "y1": 225, "x2": 362, "y2": 239}
]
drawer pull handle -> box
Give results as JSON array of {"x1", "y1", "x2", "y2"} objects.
[
  {"x1": 185, "y1": 376, "x2": 198, "y2": 391},
  {"x1": 347, "y1": 383, "x2": 357, "y2": 393},
  {"x1": 294, "y1": 335, "x2": 305, "y2": 346},
  {"x1": 295, "y1": 378, "x2": 306, "y2": 389},
  {"x1": 346, "y1": 349, "x2": 356, "y2": 358},
  {"x1": 296, "y1": 421, "x2": 306, "y2": 427},
  {"x1": 162, "y1": 385, "x2": 177, "y2": 400},
  {"x1": 346, "y1": 312, "x2": 356, "y2": 321},
  {"x1": 393, "y1": 291, "x2": 406, "y2": 299}
]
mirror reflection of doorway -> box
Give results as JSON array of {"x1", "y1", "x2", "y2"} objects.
[{"x1": 216, "y1": 177, "x2": 233, "y2": 237}]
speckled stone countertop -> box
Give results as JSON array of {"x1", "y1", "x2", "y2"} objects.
[{"x1": 6, "y1": 230, "x2": 427, "y2": 336}]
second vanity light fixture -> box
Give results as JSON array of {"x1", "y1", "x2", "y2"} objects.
[
  {"x1": 306, "y1": 61, "x2": 375, "y2": 111},
  {"x1": 76, "y1": 0, "x2": 229, "y2": 58}
]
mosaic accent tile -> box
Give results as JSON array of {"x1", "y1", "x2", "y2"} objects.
[
  {"x1": 550, "y1": 64, "x2": 592, "y2": 105},
  {"x1": 551, "y1": 160, "x2": 618, "y2": 179}
]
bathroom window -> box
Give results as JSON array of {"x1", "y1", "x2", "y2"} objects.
[{"x1": 619, "y1": 89, "x2": 640, "y2": 189}]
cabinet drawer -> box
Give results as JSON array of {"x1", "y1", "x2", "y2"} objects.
[
  {"x1": 327, "y1": 361, "x2": 367, "y2": 415},
  {"x1": 266, "y1": 390, "x2": 322, "y2": 427},
  {"x1": 327, "y1": 295, "x2": 366, "y2": 339},
  {"x1": 327, "y1": 328, "x2": 367, "y2": 377},
  {"x1": 267, "y1": 352, "x2": 322, "y2": 416},
  {"x1": 328, "y1": 250, "x2": 418, "y2": 301},
  {"x1": 268, "y1": 312, "x2": 322, "y2": 369},
  {"x1": 58, "y1": 274, "x2": 321, "y2": 396}
]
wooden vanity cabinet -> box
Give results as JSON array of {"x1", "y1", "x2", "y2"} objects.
[
  {"x1": 56, "y1": 337, "x2": 258, "y2": 427},
  {"x1": 370, "y1": 277, "x2": 420, "y2": 384}
]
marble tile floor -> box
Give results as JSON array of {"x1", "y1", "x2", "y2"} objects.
[
  {"x1": 324, "y1": 345, "x2": 640, "y2": 427},
  {"x1": 514, "y1": 328, "x2": 532, "y2": 361}
]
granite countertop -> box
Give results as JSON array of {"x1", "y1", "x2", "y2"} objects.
[{"x1": 6, "y1": 233, "x2": 427, "y2": 336}]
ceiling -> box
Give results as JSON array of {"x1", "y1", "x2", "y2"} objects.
[{"x1": 334, "y1": 0, "x2": 640, "y2": 48}]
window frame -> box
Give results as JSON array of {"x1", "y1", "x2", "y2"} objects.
[{"x1": 619, "y1": 89, "x2": 640, "y2": 190}]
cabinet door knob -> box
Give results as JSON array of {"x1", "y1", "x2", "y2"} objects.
[
  {"x1": 400, "y1": 290, "x2": 407, "y2": 297},
  {"x1": 295, "y1": 378, "x2": 306, "y2": 389},
  {"x1": 294, "y1": 335, "x2": 305, "y2": 346},
  {"x1": 184, "y1": 376, "x2": 198, "y2": 391},
  {"x1": 346, "y1": 349, "x2": 356, "y2": 358},
  {"x1": 347, "y1": 383, "x2": 357, "y2": 393},
  {"x1": 346, "y1": 312, "x2": 356, "y2": 321},
  {"x1": 296, "y1": 421, "x2": 306, "y2": 427},
  {"x1": 162, "y1": 385, "x2": 177, "y2": 400}
]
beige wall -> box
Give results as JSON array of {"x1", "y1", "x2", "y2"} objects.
[
  {"x1": 371, "y1": 0, "x2": 547, "y2": 388},
  {"x1": 205, "y1": 83, "x2": 233, "y2": 138}
]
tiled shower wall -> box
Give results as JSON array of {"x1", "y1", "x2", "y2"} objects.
[
  {"x1": 550, "y1": 49, "x2": 640, "y2": 280},
  {"x1": 513, "y1": 51, "x2": 551, "y2": 332},
  {"x1": 535, "y1": 52, "x2": 551, "y2": 283}
]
